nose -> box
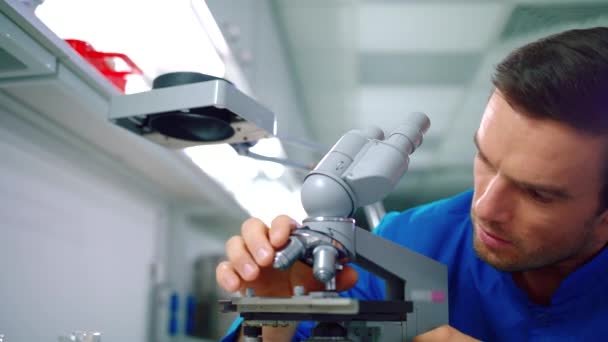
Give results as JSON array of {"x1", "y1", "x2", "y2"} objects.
[{"x1": 474, "y1": 175, "x2": 514, "y2": 223}]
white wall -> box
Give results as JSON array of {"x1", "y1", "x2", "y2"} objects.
[
  {"x1": 165, "y1": 207, "x2": 238, "y2": 340},
  {"x1": 0, "y1": 109, "x2": 168, "y2": 342}
]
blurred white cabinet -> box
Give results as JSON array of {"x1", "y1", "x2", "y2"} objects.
[{"x1": 0, "y1": 10, "x2": 55, "y2": 78}]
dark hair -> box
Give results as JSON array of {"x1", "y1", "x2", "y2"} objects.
[
  {"x1": 492, "y1": 27, "x2": 608, "y2": 210},
  {"x1": 493, "y1": 26, "x2": 608, "y2": 134}
]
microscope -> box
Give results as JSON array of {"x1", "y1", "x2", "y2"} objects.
[
  {"x1": 107, "y1": 72, "x2": 446, "y2": 341},
  {"x1": 221, "y1": 113, "x2": 448, "y2": 341}
]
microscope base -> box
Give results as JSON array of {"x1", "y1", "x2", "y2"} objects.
[{"x1": 220, "y1": 294, "x2": 413, "y2": 341}]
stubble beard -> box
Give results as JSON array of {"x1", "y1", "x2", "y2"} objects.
[{"x1": 470, "y1": 210, "x2": 597, "y2": 273}]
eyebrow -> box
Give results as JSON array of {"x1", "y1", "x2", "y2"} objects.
[{"x1": 472, "y1": 132, "x2": 572, "y2": 200}]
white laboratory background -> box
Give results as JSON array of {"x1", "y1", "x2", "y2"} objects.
[{"x1": 0, "y1": 0, "x2": 312, "y2": 341}]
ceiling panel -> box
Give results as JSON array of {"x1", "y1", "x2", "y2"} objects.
[
  {"x1": 358, "y1": 52, "x2": 483, "y2": 85},
  {"x1": 357, "y1": 85, "x2": 466, "y2": 139},
  {"x1": 289, "y1": 50, "x2": 357, "y2": 145},
  {"x1": 501, "y1": 2, "x2": 608, "y2": 41},
  {"x1": 358, "y1": 2, "x2": 510, "y2": 52},
  {"x1": 278, "y1": 1, "x2": 357, "y2": 49},
  {"x1": 292, "y1": 49, "x2": 357, "y2": 88}
]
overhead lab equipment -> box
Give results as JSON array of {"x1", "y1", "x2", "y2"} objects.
[
  {"x1": 109, "y1": 72, "x2": 276, "y2": 148},
  {"x1": 221, "y1": 112, "x2": 449, "y2": 341}
]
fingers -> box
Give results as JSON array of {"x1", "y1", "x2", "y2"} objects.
[
  {"x1": 335, "y1": 265, "x2": 359, "y2": 292},
  {"x1": 269, "y1": 215, "x2": 299, "y2": 248},
  {"x1": 217, "y1": 216, "x2": 300, "y2": 297},
  {"x1": 216, "y1": 261, "x2": 241, "y2": 292},
  {"x1": 225, "y1": 235, "x2": 260, "y2": 282},
  {"x1": 241, "y1": 218, "x2": 274, "y2": 267},
  {"x1": 412, "y1": 325, "x2": 478, "y2": 342},
  {"x1": 219, "y1": 215, "x2": 361, "y2": 299}
]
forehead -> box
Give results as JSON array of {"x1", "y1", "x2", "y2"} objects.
[{"x1": 478, "y1": 92, "x2": 606, "y2": 193}]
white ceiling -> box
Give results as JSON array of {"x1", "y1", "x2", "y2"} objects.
[{"x1": 272, "y1": 0, "x2": 608, "y2": 207}]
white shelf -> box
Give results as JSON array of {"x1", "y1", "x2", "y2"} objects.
[{"x1": 0, "y1": 0, "x2": 249, "y2": 226}]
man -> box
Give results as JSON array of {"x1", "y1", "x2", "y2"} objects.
[{"x1": 216, "y1": 26, "x2": 608, "y2": 341}]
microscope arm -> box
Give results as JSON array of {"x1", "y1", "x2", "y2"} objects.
[{"x1": 353, "y1": 227, "x2": 448, "y2": 302}]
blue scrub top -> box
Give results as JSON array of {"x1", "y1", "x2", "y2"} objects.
[{"x1": 222, "y1": 190, "x2": 608, "y2": 341}]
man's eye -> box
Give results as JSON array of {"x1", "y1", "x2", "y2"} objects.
[
  {"x1": 527, "y1": 189, "x2": 553, "y2": 203},
  {"x1": 475, "y1": 153, "x2": 491, "y2": 168}
]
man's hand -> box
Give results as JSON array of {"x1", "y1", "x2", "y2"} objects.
[
  {"x1": 216, "y1": 215, "x2": 358, "y2": 297},
  {"x1": 413, "y1": 325, "x2": 480, "y2": 342},
  {"x1": 216, "y1": 215, "x2": 359, "y2": 341}
]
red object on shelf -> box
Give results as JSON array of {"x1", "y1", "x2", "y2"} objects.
[{"x1": 65, "y1": 39, "x2": 143, "y2": 92}]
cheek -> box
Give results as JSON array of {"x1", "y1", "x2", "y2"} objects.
[{"x1": 511, "y1": 206, "x2": 581, "y2": 246}]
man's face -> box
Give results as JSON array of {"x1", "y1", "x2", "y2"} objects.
[{"x1": 471, "y1": 91, "x2": 608, "y2": 272}]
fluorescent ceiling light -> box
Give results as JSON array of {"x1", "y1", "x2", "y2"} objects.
[
  {"x1": 190, "y1": 0, "x2": 230, "y2": 58},
  {"x1": 184, "y1": 142, "x2": 306, "y2": 224}
]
